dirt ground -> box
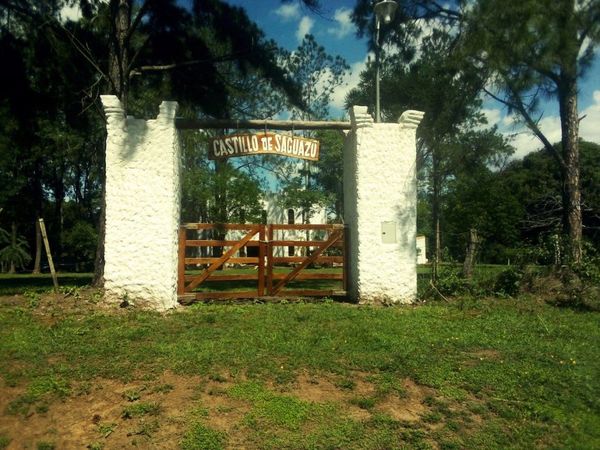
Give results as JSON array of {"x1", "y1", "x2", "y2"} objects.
[
  {"x1": 0, "y1": 368, "x2": 442, "y2": 449},
  {"x1": 0, "y1": 292, "x2": 480, "y2": 449}
]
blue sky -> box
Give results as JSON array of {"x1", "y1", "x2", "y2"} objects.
[
  {"x1": 224, "y1": 0, "x2": 600, "y2": 160},
  {"x1": 58, "y1": 1, "x2": 600, "y2": 159}
]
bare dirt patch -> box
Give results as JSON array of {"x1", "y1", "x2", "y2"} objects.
[
  {"x1": 291, "y1": 371, "x2": 434, "y2": 422},
  {"x1": 376, "y1": 378, "x2": 433, "y2": 421},
  {"x1": 0, "y1": 372, "x2": 202, "y2": 449}
]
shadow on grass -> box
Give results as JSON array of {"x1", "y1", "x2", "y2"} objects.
[{"x1": 0, "y1": 273, "x2": 93, "y2": 296}]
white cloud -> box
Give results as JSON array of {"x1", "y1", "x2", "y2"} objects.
[
  {"x1": 496, "y1": 91, "x2": 600, "y2": 160},
  {"x1": 580, "y1": 90, "x2": 600, "y2": 144},
  {"x1": 502, "y1": 115, "x2": 561, "y2": 160},
  {"x1": 60, "y1": 4, "x2": 82, "y2": 22},
  {"x1": 274, "y1": 3, "x2": 300, "y2": 21},
  {"x1": 330, "y1": 55, "x2": 372, "y2": 112},
  {"x1": 502, "y1": 115, "x2": 515, "y2": 127},
  {"x1": 327, "y1": 8, "x2": 354, "y2": 39},
  {"x1": 481, "y1": 108, "x2": 501, "y2": 126},
  {"x1": 296, "y1": 16, "x2": 314, "y2": 42}
]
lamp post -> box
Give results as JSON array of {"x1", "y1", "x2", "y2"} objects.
[{"x1": 373, "y1": 0, "x2": 398, "y2": 123}]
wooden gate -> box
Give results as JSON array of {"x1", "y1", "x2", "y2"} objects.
[{"x1": 178, "y1": 223, "x2": 346, "y2": 303}]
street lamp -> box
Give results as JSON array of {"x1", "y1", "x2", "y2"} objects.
[{"x1": 373, "y1": 0, "x2": 398, "y2": 122}]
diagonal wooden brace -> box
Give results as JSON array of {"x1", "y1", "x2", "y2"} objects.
[
  {"x1": 271, "y1": 229, "x2": 343, "y2": 295},
  {"x1": 185, "y1": 226, "x2": 259, "y2": 292}
]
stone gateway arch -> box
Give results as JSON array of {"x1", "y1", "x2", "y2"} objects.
[{"x1": 101, "y1": 95, "x2": 424, "y2": 310}]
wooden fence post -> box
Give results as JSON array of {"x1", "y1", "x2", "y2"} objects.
[
  {"x1": 177, "y1": 227, "x2": 186, "y2": 296},
  {"x1": 38, "y1": 218, "x2": 59, "y2": 293}
]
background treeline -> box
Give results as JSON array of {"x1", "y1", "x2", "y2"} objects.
[{"x1": 1, "y1": 0, "x2": 599, "y2": 278}]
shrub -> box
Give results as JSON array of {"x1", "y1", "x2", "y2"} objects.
[
  {"x1": 494, "y1": 267, "x2": 524, "y2": 297},
  {"x1": 435, "y1": 268, "x2": 470, "y2": 297},
  {"x1": 61, "y1": 221, "x2": 97, "y2": 271}
]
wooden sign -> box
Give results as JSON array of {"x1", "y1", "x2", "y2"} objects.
[{"x1": 209, "y1": 132, "x2": 320, "y2": 161}]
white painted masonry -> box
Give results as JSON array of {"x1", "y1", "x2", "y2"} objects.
[
  {"x1": 101, "y1": 95, "x2": 181, "y2": 310},
  {"x1": 343, "y1": 106, "x2": 424, "y2": 304},
  {"x1": 101, "y1": 98, "x2": 422, "y2": 309}
]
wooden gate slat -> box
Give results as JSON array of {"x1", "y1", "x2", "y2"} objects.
[
  {"x1": 185, "y1": 257, "x2": 259, "y2": 265},
  {"x1": 267, "y1": 225, "x2": 274, "y2": 295},
  {"x1": 258, "y1": 224, "x2": 266, "y2": 296},
  {"x1": 185, "y1": 225, "x2": 260, "y2": 292},
  {"x1": 177, "y1": 227, "x2": 186, "y2": 295},
  {"x1": 179, "y1": 222, "x2": 346, "y2": 302},
  {"x1": 271, "y1": 229, "x2": 343, "y2": 295}
]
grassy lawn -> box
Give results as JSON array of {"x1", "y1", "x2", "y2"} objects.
[{"x1": 0, "y1": 284, "x2": 598, "y2": 449}]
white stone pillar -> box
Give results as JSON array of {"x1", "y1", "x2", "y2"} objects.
[
  {"x1": 343, "y1": 106, "x2": 424, "y2": 304},
  {"x1": 101, "y1": 96, "x2": 181, "y2": 310}
]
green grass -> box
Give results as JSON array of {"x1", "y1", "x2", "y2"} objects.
[
  {"x1": 0, "y1": 435, "x2": 10, "y2": 449},
  {"x1": 121, "y1": 402, "x2": 162, "y2": 419},
  {"x1": 181, "y1": 423, "x2": 226, "y2": 450},
  {"x1": 0, "y1": 294, "x2": 599, "y2": 448}
]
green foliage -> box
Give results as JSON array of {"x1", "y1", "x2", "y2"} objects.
[
  {"x1": 121, "y1": 402, "x2": 161, "y2": 419},
  {"x1": 493, "y1": 267, "x2": 524, "y2": 298},
  {"x1": 0, "y1": 230, "x2": 31, "y2": 273},
  {"x1": 35, "y1": 442, "x2": 55, "y2": 450},
  {"x1": 459, "y1": 0, "x2": 598, "y2": 259},
  {"x1": 284, "y1": 34, "x2": 349, "y2": 120},
  {"x1": 435, "y1": 268, "x2": 471, "y2": 297},
  {"x1": 548, "y1": 243, "x2": 600, "y2": 311},
  {"x1": 0, "y1": 228, "x2": 9, "y2": 245},
  {"x1": 0, "y1": 435, "x2": 11, "y2": 449},
  {"x1": 575, "y1": 242, "x2": 600, "y2": 285},
  {"x1": 96, "y1": 422, "x2": 116, "y2": 438},
  {"x1": 180, "y1": 131, "x2": 265, "y2": 224},
  {"x1": 181, "y1": 423, "x2": 226, "y2": 450},
  {"x1": 61, "y1": 222, "x2": 97, "y2": 271},
  {"x1": 122, "y1": 388, "x2": 142, "y2": 402}
]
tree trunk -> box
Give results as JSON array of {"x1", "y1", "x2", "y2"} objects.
[
  {"x1": 108, "y1": 0, "x2": 131, "y2": 111},
  {"x1": 32, "y1": 159, "x2": 43, "y2": 273},
  {"x1": 53, "y1": 166, "x2": 65, "y2": 266},
  {"x1": 92, "y1": 139, "x2": 106, "y2": 288},
  {"x1": 555, "y1": 0, "x2": 582, "y2": 264},
  {"x1": 462, "y1": 228, "x2": 481, "y2": 279},
  {"x1": 33, "y1": 219, "x2": 42, "y2": 274},
  {"x1": 558, "y1": 75, "x2": 582, "y2": 264},
  {"x1": 9, "y1": 222, "x2": 17, "y2": 274},
  {"x1": 92, "y1": 1, "x2": 130, "y2": 287},
  {"x1": 92, "y1": 176, "x2": 106, "y2": 287},
  {"x1": 431, "y1": 152, "x2": 441, "y2": 281}
]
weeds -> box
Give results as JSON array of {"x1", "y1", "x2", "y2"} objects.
[
  {"x1": 180, "y1": 423, "x2": 226, "y2": 450},
  {"x1": 122, "y1": 388, "x2": 142, "y2": 402},
  {"x1": 96, "y1": 423, "x2": 116, "y2": 438},
  {"x1": 35, "y1": 442, "x2": 55, "y2": 450},
  {"x1": 121, "y1": 402, "x2": 161, "y2": 419},
  {"x1": 0, "y1": 435, "x2": 10, "y2": 450}
]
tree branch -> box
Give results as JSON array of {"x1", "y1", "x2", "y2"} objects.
[
  {"x1": 483, "y1": 85, "x2": 565, "y2": 169},
  {"x1": 125, "y1": 0, "x2": 149, "y2": 45},
  {"x1": 57, "y1": 22, "x2": 114, "y2": 92},
  {"x1": 129, "y1": 53, "x2": 245, "y2": 78}
]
